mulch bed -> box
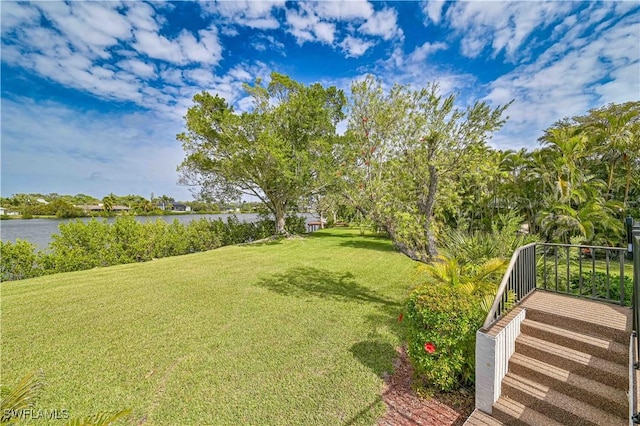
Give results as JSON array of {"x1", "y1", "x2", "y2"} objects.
[{"x1": 377, "y1": 346, "x2": 475, "y2": 426}]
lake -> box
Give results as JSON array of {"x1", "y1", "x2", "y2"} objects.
[{"x1": 0, "y1": 213, "x2": 316, "y2": 249}]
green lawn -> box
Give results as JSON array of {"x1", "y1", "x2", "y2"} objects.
[{"x1": 1, "y1": 228, "x2": 418, "y2": 425}]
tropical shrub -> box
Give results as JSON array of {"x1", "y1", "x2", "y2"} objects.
[
  {"x1": 440, "y1": 212, "x2": 535, "y2": 266},
  {"x1": 0, "y1": 240, "x2": 44, "y2": 281},
  {"x1": 406, "y1": 283, "x2": 485, "y2": 391},
  {"x1": 406, "y1": 254, "x2": 507, "y2": 391}
]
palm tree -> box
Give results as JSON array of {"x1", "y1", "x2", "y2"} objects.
[
  {"x1": 583, "y1": 101, "x2": 639, "y2": 201},
  {"x1": 101, "y1": 193, "x2": 116, "y2": 213},
  {"x1": 416, "y1": 255, "x2": 508, "y2": 312}
]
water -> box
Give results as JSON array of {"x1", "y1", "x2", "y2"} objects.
[{"x1": 0, "y1": 213, "x2": 315, "y2": 249}]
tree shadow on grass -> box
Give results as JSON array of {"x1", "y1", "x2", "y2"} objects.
[
  {"x1": 338, "y1": 239, "x2": 396, "y2": 253},
  {"x1": 254, "y1": 267, "x2": 400, "y2": 308},
  {"x1": 350, "y1": 340, "x2": 397, "y2": 378}
]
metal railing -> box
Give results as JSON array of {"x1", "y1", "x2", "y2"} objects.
[
  {"x1": 538, "y1": 243, "x2": 628, "y2": 305},
  {"x1": 482, "y1": 243, "x2": 537, "y2": 329},
  {"x1": 632, "y1": 230, "x2": 640, "y2": 425},
  {"x1": 480, "y1": 227, "x2": 640, "y2": 423},
  {"x1": 482, "y1": 242, "x2": 630, "y2": 330}
]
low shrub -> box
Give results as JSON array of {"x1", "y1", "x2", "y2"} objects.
[
  {"x1": 0, "y1": 239, "x2": 44, "y2": 281},
  {"x1": 3, "y1": 215, "x2": 309, "y2": 281},
  {"x1": 406, "y1": 283, "x2": 485, "y2": 391},
  {"x1": 569, "y1": 271, "x2": 633, "y2": 306}
]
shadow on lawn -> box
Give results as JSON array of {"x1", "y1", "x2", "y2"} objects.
[
  {"x1": 350, "y1": 340, "x2": 397, "y2": 378},
  {"x1": 255, "y1": 267, "x2": 400, "y2": 308},
  {"x1": 338, "y1": 239, "x2": 395, "y2": 253}
]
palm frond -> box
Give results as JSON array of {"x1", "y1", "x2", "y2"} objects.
[
  {"x1": 0, "y1": 370, "x2": 46, "y2": 424},
  {"x1": 64, "y1": 409, "x2": 132, "y2": 426}
]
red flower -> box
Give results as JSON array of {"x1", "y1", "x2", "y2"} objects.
[
  {"x1": 424, "y1": 342, "x2": 436, "y2": 354},
  {"x1": 398, "y1": 313, "x2": 403, "y2": 322}
]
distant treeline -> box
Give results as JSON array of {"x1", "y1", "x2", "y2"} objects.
[
  {"x1": 1, "y1": 215, "x2": 306, "y2": 281},
  {"x1": 0, "y1": 192, "x2": 263, "y2": 218}
]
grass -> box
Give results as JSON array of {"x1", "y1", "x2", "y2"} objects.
[{"x1": 0, "y1": 228, "x2": 419, "y2": 425}]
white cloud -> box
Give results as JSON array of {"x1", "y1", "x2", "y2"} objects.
[
  {"x1": 444, "y1": 1, "x2": 575, "y2": 61},
  {"x1": 359, "y1": 7, "x2": 402, "y2": 41},
  {"x1": 0, "y1": 1, "x2": 41, "y2": 35},
  {"x1": 285, "y1": 4, "x2": 336, "y2": 46},
  {"x1": 125, "y1": 2, "x2": 160, "y2": 32},
  {"x1": 202, "y1": 0, "x2": 285, "y2": 29},
  {"x1": 483, "y1": 10, "x2": 640, "y2": 150},
  {"x1": 283, "y1": 2, "x2": 401, "y2": 54},
  {"x1": 1, "y1": 98, "x2": 190, "y2": 199},
  {"x1": 407, "y1": 41, "x2": 447, "y2": 63},
  {"x1": 340, "y1": 36, "x2": 375, "y2": 58},
  {"x1": 421, "y1": 1, "x2": 445, "y2": 25},
  {"x1": 251, "y1": 35, "x2": 286, "y2": 54},
  {"x1": 117, "y1": 59, "x2": 157, "y2": 79},
  {"x1": 313, "y1": 0, "x2": 374, "y2": 20},
  {"x1": 133, "y1": 26, "x2": 222, "y2": 66}
]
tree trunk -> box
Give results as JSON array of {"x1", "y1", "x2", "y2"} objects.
[
  {"x1": 624, "y1": 164, "x2": 631, "y2": 206},
  {"x1": 274, "y1": 203, "x2": 287, "y2": 235},
  {"x1": 418, "y1": 165, "x2": 439, "y2": 259},
  {"x1": 383, "y1": 220, "x2": 429, "y2": 263}
]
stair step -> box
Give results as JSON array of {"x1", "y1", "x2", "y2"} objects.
[
  {"x1": 515, "y1": 334, "x2": 627, "y2": 390},
  {"x1": 508, "y1": 352, "x2": 627, "y2": 418},
  {"x1": 464, "y1": 409, "x2": 504, "y2": 425},
  {"x1": 492, "y1": 396, "x2": 563, "y2": 426},
  {"x1": 520, "y1": 319, "x2": 628, "y2": 365},
  {"x1": 501, "y1": 373, "x2": 625, "y2": 425},
  {"x1": 522, "y1": 293, "x2": 630, "y2": 344}
]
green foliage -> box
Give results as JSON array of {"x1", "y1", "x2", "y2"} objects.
[
  {"x1": 405, "y1": 225, "x2": 512, "y2": 392},
  {"x1": 569, "y1": 271, "x2": 633, "y2": 306},
  {"x1": 178, "y1": 72, "x2": 346, "y2": 234},
  {"x1": 0, "y1": 369, "x2": 45, "y2": 425},
  {"x1": 64, "y1": 409, "x2": 131, "y2": 426},
  {"x1": 342, "y1": 75, "x2": 510, "y2": 261},
  {"x1": 406, "y1": 284, "x2": 485, "y2": 391},
  {"x1": 0, "y1": 240, "x2": 44, "y2": 281},
  {"x1": 20, "y1": 199, "x2": 85, "y2": 218},
  {"x1": 0, "y1": 370, "x2": 130, "y2": 426},
  {"x1": 440, "y1": 212, "x2": 535, "y2": 265},
  {"x1": 3, "y1": 216, "x2": 309, "y2": 281}
]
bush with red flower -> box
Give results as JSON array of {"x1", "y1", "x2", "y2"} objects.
[{"x1": 406, "y1": 283, "x2": 485, "y2": 391}]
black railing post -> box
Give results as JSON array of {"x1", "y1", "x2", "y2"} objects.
[{"x1": 633, "y1": 224, "x2": 640, "y2": 363}]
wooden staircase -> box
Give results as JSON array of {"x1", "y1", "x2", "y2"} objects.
[{"x1": 466, "y1": 291, "x2": 632, "y2": 425}]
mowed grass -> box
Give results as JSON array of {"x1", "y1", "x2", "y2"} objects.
[{"x1": 1, "y1": 228, "x2": 419, "y2": 425}]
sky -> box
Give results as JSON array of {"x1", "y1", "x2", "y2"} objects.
[{"x1": 1, "y1": 1, "x2": 639, "y2": 201}]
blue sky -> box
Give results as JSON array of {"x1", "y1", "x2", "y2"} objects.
[{"x1": 1, "y1": 1, "x2": 639, "y2": 201}]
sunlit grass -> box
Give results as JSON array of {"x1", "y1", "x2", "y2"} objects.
[{"x1": 1, "y1": 228, "x2": 418, "y2": 425}]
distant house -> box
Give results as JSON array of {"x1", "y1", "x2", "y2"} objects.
[
  {"x1": 0, "y1": 207, "x2": 19, "y2": 216},
  {"x1": 156, "y1": 201, "x2": 191, "y2": 212},
  {"x1": 78, "y1": 204, "x2": 130, "y2": 212},
  {"x1": 170, "y1": 203, "x2": 191, "y2": 212}
]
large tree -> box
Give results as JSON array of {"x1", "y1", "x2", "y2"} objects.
[
  {"x1": 178, "y1": 73, "x2": 345, "y2": 234},
  {"x1": 343, "y1": 76, "x2": 510, "y2": 261}
]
